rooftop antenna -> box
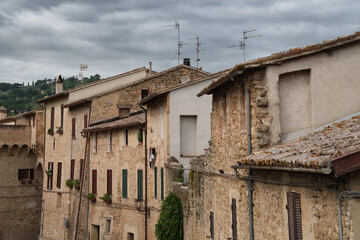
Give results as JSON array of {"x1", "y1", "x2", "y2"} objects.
[
  {"x1": 189, "y1": 36, "x2": 206, "y2": 68},
  {"x1": 165, "y1": 21, "x2": 188, "y2": 65},
  {"x1": 78, "y1": 64, "x2": 88, "y2": 81},
  {"x1": 228, "y1": 29, "x2": 262, "y2": 62}
]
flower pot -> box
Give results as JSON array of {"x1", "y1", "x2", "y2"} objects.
[
  {"x1": 47, "y1": 132, "x2": 54, "y2": 135},
  {"x1": 105, "y1": 199, "x2": 112, "y2": 204},
  {"x1": 75, "y1": 186, "x2": 80, "y2": 190},
  {"x1": 28, "y1": 180, "x2": 32, "y2": 184},
  {"x1": 21, "y1": 179, "x2": 26, "y2": 184},
  {"x1": 89, "y1": 198, "x2": 96, "y2": 203},
  {"x1": 56, "y1": 130, "x2": 63, "y2": 134}
]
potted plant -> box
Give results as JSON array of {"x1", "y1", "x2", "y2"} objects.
[
  {"x1": 56, "y1": 126, "x2": 63, "y2": 134},
  {"x1": 100, "y1": 193, "x2": 112, "y2": 204},
  {"x1": 45, "y1": 169, "x2": 52, "y2": 176},
  {"x1": 87, "y1": 193, "x2": 96, "y2": 203},
  {"x1": 28, "y1": 179, "x2": 32, "y2": 184},
  {"x1": 47, "y1": 128, "x2": 54, "y2": 135},
  {"x1": 66, "y1": 179, "x2": 73, "y2": 188},
  {"x1": 138, "y1": 130, "x2": 143, "y2": 145},
  {"x1": 20, "y1": 179, "x2": 26, "y2": 184},
  {"x1": 73, "y1": 179, "x2": 81, "y2": 190}
]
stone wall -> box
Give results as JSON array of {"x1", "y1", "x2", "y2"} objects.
[{"x1": 0, "y1": 125, "x2": 31, "y2": 147}]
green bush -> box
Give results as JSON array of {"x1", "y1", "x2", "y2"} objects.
[{"x1": 155, "y1": 192, "x2": 183, "y2": 240}]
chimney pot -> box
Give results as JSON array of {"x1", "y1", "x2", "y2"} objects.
[
  {"x1": 183, "y1": 58, "x2": 190, "y2": 66},
  {"x1": 118, "y1": 106, "x2": 131, "y2": 118},
  {"x1": 56, "y1": 75, "x2": 64, "y2": 94}
]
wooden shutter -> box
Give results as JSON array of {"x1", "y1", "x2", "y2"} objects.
[
  {"x1": 70, "y1": 159, "x2": 75, "y2": 180},
  {"x1": 92, "y1": 170, "x2": 97, "y2": 193},
  {"x1": 95, "y1": 133, "x2": 98, "y2": 153},
  {"x1": 161, "y1": 167, "x2": 164, "y2": 200},
  {"x1": 57, "y1": 162, "x2": 62, "y2": 189},
  {"x1": 80, "y1": 159, "x2": 84, "y2": 181},
  {"x1": 107, "y1": 170, "x2": 112, "y2": 194},
  {"x1": 72, "y1": 117, "x2": 76, "y2": 139},
  {"x1": 47, "y1": 163, "x2": 50, "y2": 189},
  {"x1": 232, "y1": 198, "x2": 238, "y2": 240},
  {"x1": 122, "y1": 169, "x2": 128, "y2": 198},
  {"x1": 210, "y1": 211, "x2": 214, "y2": 239},
  {"x1": 84, "y1": 114, "x2": 88, "y2": 128},
  {"x1": 60, "y1": 105, "x2": 64, "y2": 128},
  {"x1": 154, "y1": 167, "x2": 158, "y2": 198},
  {"x1": 287, "y1": 192, "x2": 303, "y2": 240},
  {"x1": 48, "y1": 162, "x2": 53, "y2": 190},
  {"x1": 30, "y1": 169, "x2": 34, "y2": 180},
  {"x1": 125, "y1": 129, "x2": 129, "y2": 146},
  {"x1": 137, "y1": 170, "x2": 143, "y2": 200},
  {"x1": 51, "y1": 107, "x2": 55, "y2": 130}
]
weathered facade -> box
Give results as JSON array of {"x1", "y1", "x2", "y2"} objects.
[{"x1": 0, "y1": 109, "x2": 44, "y2": 240}]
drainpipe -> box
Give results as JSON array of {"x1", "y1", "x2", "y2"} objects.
[
  {"x1": 139, "y1": 104, "x2": 148, "y2": 240},
  {"x1": 338, "y1": 191, "x2": 360, "y2": 240},
  {"x1": 245, "y1": 89, "x2": 254, "y2": 240}
]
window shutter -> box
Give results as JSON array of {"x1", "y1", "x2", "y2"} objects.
[
  {"x1": 154, "y1": 167, "x2": 158, "y2": 198},
  {"x1": 84, "y1": 114, "x2": 88, "y2": 128},
  {"x1": 92, "y1": 170, "x2": 97, "y2": 193},
  {"x1": 33, "y1": 115, "x2": 35, "y2": 127},
  {"x1": 137, "y1": 170, "x2": 143, "y2": 200},
  {"x1": 60, "y1": 105, "x2": 64, "y2": 128},
  {"x1": 210, "y1": 211, "x2": 214, "y2": 239},
  {"x1": 161, "y1": 167, "x2": 164, "y2": 200},
  {"x1": 70, "y1": 159, "x2": 75, "y2": 180},
  {"x1": 80, "y1": 159, "x2": 84, "y2": 181},
  {"x1": 18, "y1": 169, "x2": 22, "y2": 180},
  {"x1": 95, "y1": 133, "x2": 98, "y2": 153},
  {"x1": 51, "y1": 107, "x2": 55, "y2": 130},
  {"x1": 287, "y1": 192, "x2": 303, "y2": 240},
  {"x1": 107, "y1": 170, "x2": 112, "y2": 194},
  {"x1": 232, "y1": 198, "x2": 238, "y2": 240},
  {"x1": 125, "y1": 129, "x2": 129, "y2": 146},
  {"x1": 57, "y1": 162, "x2": 62, "y2": 189},
  {"x1": 30, "y1": 169, "x2": 34, "y2": 180},
  {"x1": 122, "y1": 169, "x2": 128, "y2": 198},
  {"x1": 47, "y1": 163, "x2": 50, "y2": 189},
  {"x1": 72, "y1": 117, "x2": 76, "y2": 139}
]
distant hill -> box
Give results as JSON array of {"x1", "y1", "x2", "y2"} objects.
[{"x1": 0, "y1": 74, "x2": 101, "y2": 116}]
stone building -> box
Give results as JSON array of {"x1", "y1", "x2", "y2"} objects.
[
  {"x1": 176, "y1": 32, "x2": 360, "y2": 240},
  {"x1": 37, "y1": 62, "x2": 209, "y2": 240},
  {"x1": 0, "y1": 109, "x2": 44, "y2": 239}
]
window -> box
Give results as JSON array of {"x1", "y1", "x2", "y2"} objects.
[
  {"x1": 141, "y1": 89, "x2": 149, "y2": 99},
  {"x1": 92, "y1": 170, "x2": 97, "y2": 193},
  {"x1": 154, "y1": 109, "x2": 157, "y2": 140},
  {"x1": 122, "y1": 169, "x2": 128, "y2": 198},
  {"x1": 137, "y1": 170, "x2": 143, "y2": 200},
  {"x1": 232, "y1": 198, "x2": 238, "y2": 240},
  {"x1": 210, "y1": 211, "x2": 214, "y2": 239},
  {"x1": 70, "y1": 159, "x2": 75, "y2": 180},
  {"x1": 160, "y1": 106, "x2": 164, "y2": 139},
  {"x1": 161, "y1": 167, "x2": 164, "y2": 201},
  {"x1": 107, "y1": 130, "x2": 112, "y2": 152},
  {"x1": 79, "y1": 159, "x2": 84, "y2": 181},
  {"x1": 105, "y1": 218, "x2": 111, "y2": 234},
  {"x1": 72, "y1": 117, "x2": 76, "y2": 139},
  {"x1": 84, "y1": 114, "x2": 88, "y2": 128},
  {"x1": 18, "y1": 169, "x2": 34, "y2": 180},
  {"x1": 127, "y1": 233, "x2": 134, "y2": 240},
  {"x1": 124, "y1": 129, "x2": 129, "y2": 146},
  {"x1": 287, "y1": 192, "x2": 303, "y2": 240},
  {"x1": 60, "y1": 105, "x2": 64, "y2": 128},
  {"x1": 57, "y1": 162, "x2": 62, "y2": 189},
  {"x1": 138, "y1": 128, "x2": 143, "y2": 145},
  {"x1": 50, "y1": 107, "x2": 55, "y2": 131},
  {"x1": 107, "y1": 170, "x2": 112, "y2": 195},
  {"x1": 180, "y1": 115, "x2": 197, "y2": 157},
  {"x1": 154, "y1": 167, "x2": 158, "y2": 199},
  {"x1": 93, "y1": 133, "x2": 97, "y2": 153},
  {"x1": 33, "y1": 115, "x2": 35, "y2": 127},
  {"x1": 47, "y1": 162, "x2": 54, "y2": 190}
]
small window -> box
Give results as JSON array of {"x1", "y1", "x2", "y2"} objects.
[
  {"x1": 137, "y1": 170, "x2": 143, "y2": 200},
  {"x1": 123, "y1": 129, "x2": 129, "y2": 146},
  {"x1": 287, "y1": 192, "x2": 303, "y2": 240},
  {"x1": 107, "y1": 130, "x2": 112, "y2": 152},
  {"x1": 47, "y1": 162, "x2": 54, "y2": 190},
  {"x1": 122, "y1": 169, "x2": 128, "y2": 198},
  {"x1": 84, "y1": 114, "x2": 88, "y2": 128},
  {"x1": 57, "y1": 162, "x2": 62, "y2": 189},
  {"x1": 70, "y1": 159, "x2": 75, "y2": 180},
  {"x1": 92, "y1": 170, "x2": 97, "y2": 194},
  {"x1": 106, "y1": 218, "x2": 111, "y2": 234},
  {"x1": 127, "y1": 233, "x2": 134, "y2": 240},
  {"x1": 93, "y1": 133, "x2": 97, "y2": 153},
  {"x1": 107, "y1": 170, "x2": 112, "y2": 195},
  {"x1": 72, "y1": 117, "x2": 76, "y2": 139},
  {"x1": 210, "y1": 211, "x2": 214, "y2": 239},
  {"x1": 18, "y1": 169, "x2": 34, "y2": 180},
  {"x1": 60, "y1": 105, "x2": 64, "y2": 128},
  {"x1": 50, "y1": 107, "x2": 55, "y2": 131},
  {"x1": 138, "y1": 128, "x2": 143, "y2": 145},
  {"x1": 141, "y1": 89, "x2": 149, "y2": 99}
]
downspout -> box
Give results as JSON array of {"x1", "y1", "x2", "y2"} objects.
[
  {"x1": 245, "y1": 89, "x2": 254, "y2": 240},
  {"x1": 75, "y1": 104, "x2": 91, "y2": 240},
  {"x1": 338, "y1": 191, "x2": 360, "y2": 240},
  {"x1": 37, "y1": 102, "x2": 46, "y2": 236},
  {"x1": 139, "y1": 104, "x2": 148, "y2": 240}
]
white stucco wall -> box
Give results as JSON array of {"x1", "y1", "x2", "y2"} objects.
[
  {"x1": 266, "y1": 42, "x2": 360, "y2": 143},
  {"x1": 169, "y1": 79, "x2": 212, "y2": 169}
]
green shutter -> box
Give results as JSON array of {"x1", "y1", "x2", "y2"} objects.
[
  {"x1": 154, "y1": 167, "x2": 158, "y2": 198},
  {"x1": 122, "y1": 169, "x2": 128, "y2": 198},
  {"x1": 161, "y1": 167, "x2": 164, "y2": 200},
  {"x1": 137, "y1": 170, "x2": 143, "y2": 200}
]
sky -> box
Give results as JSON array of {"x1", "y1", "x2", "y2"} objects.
[{"x1": 0, "y1": 0, "x2": 359, "y2": 83}]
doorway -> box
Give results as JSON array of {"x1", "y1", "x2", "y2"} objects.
[{"x1": 91, "y1": 224, "x2": 100, "y2": 240}]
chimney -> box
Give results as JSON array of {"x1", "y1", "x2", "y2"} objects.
[
  {"x1": 56, "y1": 75, "x2": 64, "y2": 94},
  {"x1": 183, "y1": 58, "x2": 190, "y2": 66},
  {"x1": 0, "y1": 106, "x2": 7, "y2": 120},
  {"x1": 149, "y1": 62, "x2": 152, "y2": 75},
  {"x1": 118, "y1": 106, "x2": 131, "y2": 118}
]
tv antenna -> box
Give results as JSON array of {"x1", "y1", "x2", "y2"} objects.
[
  {"x1": 78, "y1": 64, "x2": 88, "y2": 80},
  {"x1": 228, "y1": 29, "x2": 262, "y2": 62},
  {"x1": 165, "y1": 21, "x2": 188, "y2": 65},
  {"x1": 189, "y1": 36, "x2": 206, "y2": 68}
]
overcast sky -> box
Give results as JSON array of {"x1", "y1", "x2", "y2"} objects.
[{"x1": 0, "y1": 0, "x2": 359, "y2": 83}]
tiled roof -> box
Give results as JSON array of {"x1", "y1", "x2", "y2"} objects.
[
  {"x1": 199, "y1": 32, "x2": 360, "y2": 96},
  {"x1": 83, "y1": 112, "x2": 145, "y2": 132},
  {"x1": 237, "y1": 115, "x2": 360, "y2": 170}
]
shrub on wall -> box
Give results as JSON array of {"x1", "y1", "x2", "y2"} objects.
[{"x1": 155, "y1": 192, "x2": 184, "y2": 240}]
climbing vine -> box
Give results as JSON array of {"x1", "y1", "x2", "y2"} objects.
[{"x1": 155, "y1": 192, "x2": 184, "y2": 240}]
